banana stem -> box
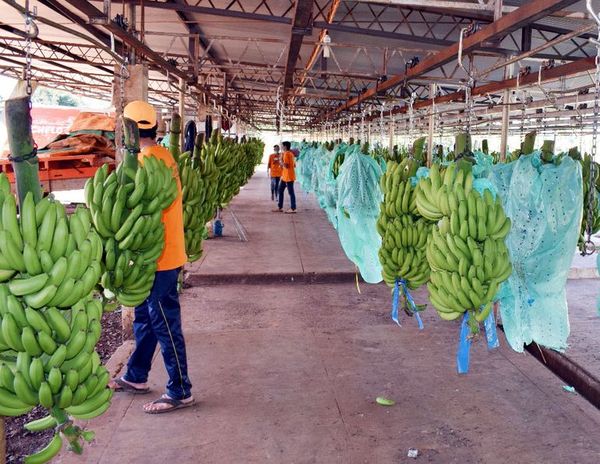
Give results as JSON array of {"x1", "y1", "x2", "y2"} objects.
[
  {"x1": 455, "y1": 133, "x2": 471, "y2": 157},
  {"x1": 192, "y1": 133, "x2": 204, "y2": 170},
  {"x1": 121, "y1": 117, "x2": 140, "y2": 182},
  {"x1": 51, "y1": 406, "x2": 69, "y2": 426},
  {"x1": 169, "y1": 113, "x2": 182, "y2": 162},
  {"x1": 4, "y1": 96, "x2": 43, "y2": 206}
]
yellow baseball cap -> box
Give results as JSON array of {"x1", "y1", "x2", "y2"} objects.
[{"x1": 123, "y1": 100, "x2": 157, "y2": 130}]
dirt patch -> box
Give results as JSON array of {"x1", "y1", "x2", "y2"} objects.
[{"x1": 6, "y1": 309, "x2": 123, "y2": 463}]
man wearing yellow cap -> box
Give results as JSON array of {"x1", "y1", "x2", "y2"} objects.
[{"x1": 109, "y1": 101, "x2": 193, "y2": 414}]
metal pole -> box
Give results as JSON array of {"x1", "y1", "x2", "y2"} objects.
[
  {"x1": 494, "y1": 0, "x2": 503, "y2": 20},
  {"x1": 127, "y1": 2, "x2": 136, "y2": 65},
  {"x1": 427, "y1": 83, "x2": 436, "y2": 167},
  {"x1": 179, "y1": 77, "x2": 185, "y2": 149},
  {"x1": 499, "y1": 61, "x2": 514, "y2": 161}
]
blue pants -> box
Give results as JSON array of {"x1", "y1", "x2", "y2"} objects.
[
  {"x1": 124, "y1": 268, "x2": 192, "y2": 400},
  {"x1": 278, "y1": 181, "x2": 296, "y2": 210},
  {"x1": 270, "y1": 176, "x2": 280, "y2": 200}
]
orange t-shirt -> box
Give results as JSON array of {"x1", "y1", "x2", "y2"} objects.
[
  {"x1": 268, "y1": 153, "x2": 282, "y2": 177},
  {"x1": 138, "y1": 146, "x2": 187, "y2": 271},
  {"x1": 280, "y1": 150, "x2": 296, "y2": 182}
]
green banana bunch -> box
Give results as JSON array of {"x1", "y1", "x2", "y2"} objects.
[
  {"x1": 332, "y1": 151, "x2": 345, "y2": 178},
  {"x1": 417, "y1": 164, "x2": 513, "y2": 330},
  {"x1": 85, "y1": 157, "x2": 178, "y2": 307},
  {"x1": 178, "y1": 151, "x2": 204, "y2": 261},
  {"x1": 197, "y1": 138, "x2": 221, "y2": 224},
  {"x1": 202, "y1": 132, "x2": 263, "y2": 210},
  {"x1": 0, "y1": 172, "x2": 112, "y2": 462},
  {"x1": 578, "y1": 153, "x2": 600, "y2": 254},
  {"x1": 377, "y1": 158, "x2": 432, "y2": 292},
  {"x1": 175, "y1": 131, "x2": 262, "y2": 260}
]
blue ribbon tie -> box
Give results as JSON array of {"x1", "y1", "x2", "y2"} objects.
[
  {"x1": 391, "y1": 279, "x2": 400, "y2": 326},
  {"x1": 483, "y1": 309, "x2": 499, "y2": 350},
  {"x1": 456, "y1": 312, "x2": 472, "y2": 374},
  {"x1": 391, "y1": 279, "x2": 424, "y2": 330}
]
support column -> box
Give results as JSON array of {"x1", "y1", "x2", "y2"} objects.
[
  {"x1": 179, "y1": 77, "x2": 186, "y2": 149},
  {"x1": 112, "y1": 63, "x2": 148, "y2": 339},
  {"x1": 427, "y1": 83, "x2": 436, "y2": 167},
  {"x1": 112, "y1": 63, "x2": 149, "y2": 163},
  {"x1": 127, "y1": 2, "x2": 136, "y2": 65}
]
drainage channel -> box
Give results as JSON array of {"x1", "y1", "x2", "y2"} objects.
[{"x1": 497, "y1": 325, "x2": 600, "y2": 410}]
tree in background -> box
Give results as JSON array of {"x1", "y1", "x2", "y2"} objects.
[{"x1": 32, "y1": 87, "x2": 80, "y2": 107}]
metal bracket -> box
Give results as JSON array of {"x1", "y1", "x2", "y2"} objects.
[
  {"x1": 292, "y1": 26, "x2": 313, "y2": 36},
  {"x1": 89, "y1": 0, "x2": 111, "y2": 25}
]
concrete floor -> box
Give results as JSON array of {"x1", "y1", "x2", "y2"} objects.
[
  {"x1": 57, "y1": 168, "x2": 600, "y2": 464},
  {"x1": 565, "y1": 279, "x2": 600, "y2": 378}
]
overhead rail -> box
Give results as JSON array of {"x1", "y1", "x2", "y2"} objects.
[{"x1": 317, "y1": 0, "x2": 582, "y2": 122}]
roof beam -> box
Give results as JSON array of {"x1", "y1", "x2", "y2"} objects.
[
  {"x1": 319, "y1": 0, "x2": 581, "y2": 121},
  {"x1": 112, "y1": 0, "x2": 291, "y2": 25},
  {"x1": 58, "y1": 0, "x2": 227, "y2": 105},
  {"x1": 354, "y1": 56, "x2": 595, "y2": 125},
  {"x1": 294, "y1": 0, "x2": 341, "y2": 95},
  {"x1": 284, "y1": 0, "x2": 315, "y2": 90},
  {"x1": 313, "y1": 22, "x2": 580, "y2": 59},
  {"x1": 356, "y1": 0, "x2": 495, "y2": 12}
]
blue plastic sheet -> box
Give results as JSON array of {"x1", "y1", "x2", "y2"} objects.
[
  {"x1": 336, "y1": 147, "x2": 383, "y2": 283},
  {"x1": 297, "y1": 144, "x2": 383, "y2": 283},
  {"x1": 489, "y1": 154, "x2": 583, "y2": 352}
]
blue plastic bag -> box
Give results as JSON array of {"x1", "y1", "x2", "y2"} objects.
[{"x1": 489, "y1": 155, "x2": 582, "y2": 352}]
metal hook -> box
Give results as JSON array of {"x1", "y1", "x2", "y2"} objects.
[
  {"x1": 458, "y1": 27, "x2": 475, "y2": 85},
  {"x1": 537, "y1": 65, "x2": 557, "y2": 107},
  {"x1": 22, "y1": 13, "x2": 39, "y2": 39},
  {"x1": 587, "y1": 0, "x2": 600, "y2": 28}
]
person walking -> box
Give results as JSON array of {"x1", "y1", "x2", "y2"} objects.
[
  {"x1": 109, "y1": 100, "x2": 194, "y2": 414},
  {"x1": 267, "y1": 144, "x2": 282, "y2": 201},
  {"x1": 274, "y1": 141, "x2": 297, "y2": 214}
]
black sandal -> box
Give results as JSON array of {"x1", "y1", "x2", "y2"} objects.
[
  {"x1": 143, "y1": 395, "x2": 195, "y2": 414},
  {"x1": 110, "y1": 377, "x2": 150, "y2": 394}
]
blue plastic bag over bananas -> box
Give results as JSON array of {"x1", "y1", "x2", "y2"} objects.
[
  {"x1": 85, "y1": 158, "x2": 177, "y2": 307},
  {"x1": 323, "y1": 144, "x2": 347, "y2": 228},
  {"x1": 417, "y1": 163, "x2": 512, "y2": 330},
  {"x1": 489, "y1": 153, "x2": 582, "y2": 352},
  {"x1": 336, "y1": 145, "x2": 384, "y2": 284},
  {"x1": 0, "y1": 173, "x2": 113, "y2": 462},
  {"x1": 377, "y1": 158, "x2": 432, "y2": 291}
]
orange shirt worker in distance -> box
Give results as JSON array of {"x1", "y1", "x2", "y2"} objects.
[
  {"x1": 274, "y1": 141, "x2": 297, "y2": 213},
  {"x1": 109, "y1": 100, "x2": 193, "y2": 414},
  {"x1": 267, "y1": 144, "x2": 282, "y2": 202}
]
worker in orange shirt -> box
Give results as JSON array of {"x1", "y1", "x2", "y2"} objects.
[
  {"x1": 267, "y1": 144, "x2": 282, "y2": 201},
  {"x1": 109, "y1": 101, "x2": 193, "y2": 414},
  {"x1": 274, "y1": 141, "x2": 297, "y2": 213}
]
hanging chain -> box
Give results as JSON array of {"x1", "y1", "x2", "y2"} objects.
[
  {"x1": 379, "y1": 103, "x2": 385, "y2": 146},
  {"x1": 585, "y1": 27, "x2": 600, "y2": 254},
  {"x1": 117, "y1": 57, "x2": 129, "y2": 156},
  {"x1": 360, "y1": 110, "x2": 365, "y2": 141},
  {"x1": 119, "y1": 58, "x2": 129, "y2": 117},
  {"x1": 408, "y1": 93, "x2": 415, "y2": 141},
  {"x1": 520, "y1": 90, "x2": 526, "y2": 138},
  {"x1": 24, "y1": 4, "x2": 37, "y2": 96},
  {"x1": 465, "y1": 77, "x2": 475, "y2": 136}
]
